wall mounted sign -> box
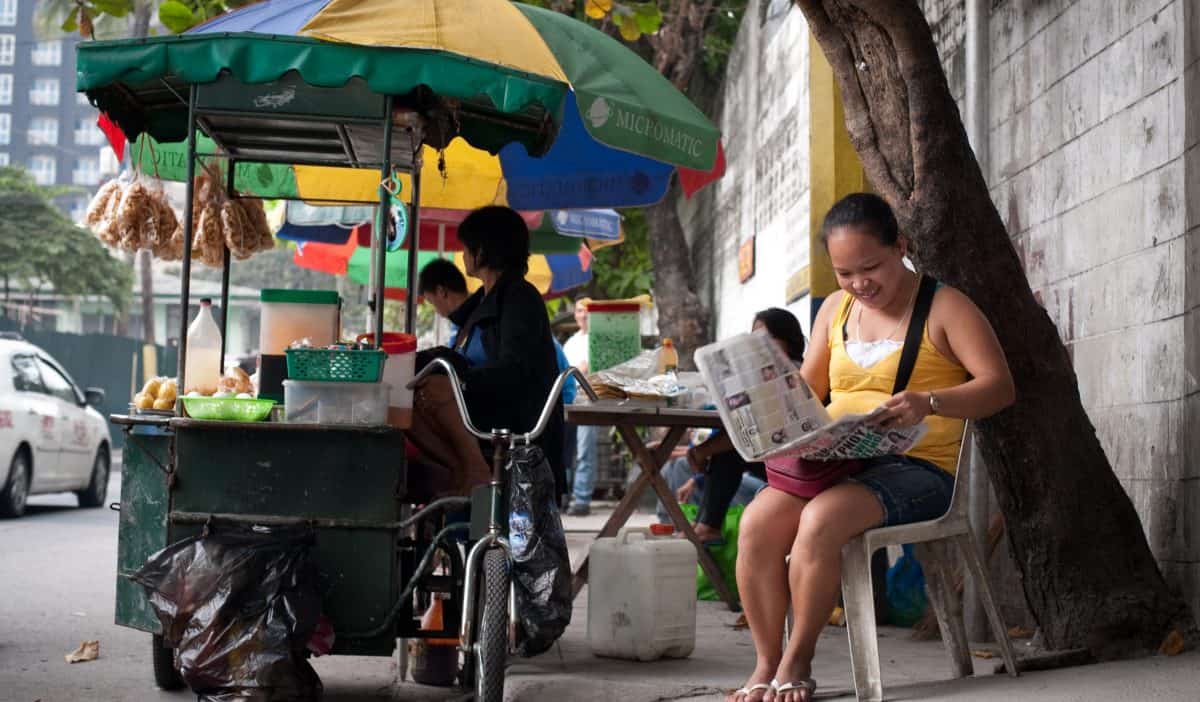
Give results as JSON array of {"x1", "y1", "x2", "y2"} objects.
[{"x1": 739, "y1": 237, "x2": 756, "y2": 283}]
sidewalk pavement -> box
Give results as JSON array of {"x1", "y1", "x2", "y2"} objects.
[{"x1": 495, "y1": 501, "x2": 1200, "y2": 702}]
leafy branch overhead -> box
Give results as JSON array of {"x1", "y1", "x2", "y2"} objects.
[{"x1": 0, "y1": 167, "x2": 133, "y2": 310}]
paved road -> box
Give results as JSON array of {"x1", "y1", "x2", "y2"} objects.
[
  {"x1": 6, "y1": 466, "x2": 1200, "y2": 702},
  {"x1": 0, "y1": 467, "x2": 456, "y2": 702}
]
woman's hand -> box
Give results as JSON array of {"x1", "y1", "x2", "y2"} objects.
[
  {"x1": 676, "y1": 477, "x2": 697, "y2": 504},
  {"x1": 871, "y1": 391, "x2": 931, "y2": 429}
]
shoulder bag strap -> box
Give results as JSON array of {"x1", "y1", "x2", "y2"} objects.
[{"x1": 892, "y1": 275, "x2": 938, "y2": 394}]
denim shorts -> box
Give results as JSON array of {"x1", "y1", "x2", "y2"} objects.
[{"x1": 845, "y1": 455, "x2": 955, "y2": 527}]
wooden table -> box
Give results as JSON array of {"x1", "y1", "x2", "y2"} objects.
[{"x1": 566, "y1": 401, "x2": 739, "y2": 610}]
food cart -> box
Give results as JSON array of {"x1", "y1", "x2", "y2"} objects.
[{"x1": 78, "y1": 1, "x2": 724, "y2": 699}]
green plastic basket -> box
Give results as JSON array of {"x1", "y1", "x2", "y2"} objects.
[
  {"x1": 182, "y1": 397, "x2": 276, "y2": 422},
  {"x1": 285, "y1": 348, "x2": 386, "y2": 383}
]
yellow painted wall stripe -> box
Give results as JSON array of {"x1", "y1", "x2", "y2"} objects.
[
  {"x1": 808, "y1": 30, "x2": 867, "y2": 301},
  {"x1": 300, "y1": 0, "x2": 569, "y2": 84}
]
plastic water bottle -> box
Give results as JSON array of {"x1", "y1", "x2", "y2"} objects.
[
  {"x1": 184, "y1": 298, "x2": 223, "y2": 395},
  {"x1": 509, "y1": 510, "x2": 533, "y2": 559}
]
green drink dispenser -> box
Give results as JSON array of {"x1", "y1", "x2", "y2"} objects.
[{"x1": 587, "y1": 301, "x2": 642, "y2": 372}]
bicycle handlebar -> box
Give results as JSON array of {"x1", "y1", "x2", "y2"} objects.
[{"x1": 408, "y1": 358, "x2": 597, "y2": 445}]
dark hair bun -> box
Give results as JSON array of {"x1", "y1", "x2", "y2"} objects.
[{"x1": 820, "y1": 192, "x2": 899, "y2": 246}]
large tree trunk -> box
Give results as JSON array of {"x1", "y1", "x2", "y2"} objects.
[
  {"x1": 647, "y1": 182, "x2": 709, "y2": 371},
  {"x1": 644, "y1": 0, "x2": 718, "y2": 367},
  {"x1": 793, "y1": 0, "x2": 1196, "y2": 658}
]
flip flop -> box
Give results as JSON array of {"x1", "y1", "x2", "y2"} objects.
[
  {"x1": 730, "y1": 682, "x2": 773, "y2": 702},
  {"x1": 773, "y1": 678, "x2": 816, "y2": 702}
]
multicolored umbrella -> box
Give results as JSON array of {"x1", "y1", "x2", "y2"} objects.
[
  {"x1": 292, "y1": 228, "x2": 592, "y2": 299},
  {"x1": 79, "y1": 0, "x2": 725, "y2": 210}
]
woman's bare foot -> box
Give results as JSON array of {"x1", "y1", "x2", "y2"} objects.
[
  {"x1": 694, "y1": 521, "x2": 723, "y2": 543},
  {"x1": 726, "y1": 662, "x2": 776, "y2": 702},
  {"x1": 767, "y1": 657, "x2": 814, "y2": 702}
]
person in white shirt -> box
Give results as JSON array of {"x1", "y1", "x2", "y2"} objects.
[{"x1": 562, "y1": 298, "x2": 596, "y2": 516}]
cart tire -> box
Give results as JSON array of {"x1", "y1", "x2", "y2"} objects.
[
  {"x1": 474, "y1": 547, "x2": 509, "y2": 702},
  {"x1": 152, "y1": 634, "x2": 184, "y2": 690}
]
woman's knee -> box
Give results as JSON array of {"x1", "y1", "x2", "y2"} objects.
[{"x1": 738, "y1": 489, "x2": 804, "y2": 554}]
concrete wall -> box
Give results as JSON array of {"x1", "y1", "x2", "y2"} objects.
[{"x1": 679, "y1": 0, "x2": 813, "y2": 340}]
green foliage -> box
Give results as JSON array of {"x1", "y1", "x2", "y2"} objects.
[
  {"x1": 156, "y1": 0, "x2": 255, "y2": 33},
  {"x1": 0, "y1": 166, "x2": 134, "y2": 311},
  {"x1": 591, "y1": 208, "x2": 652, "y2": 300},
  {"x1": 703, "y1": 1, "x2": 748, "y2": 78}
]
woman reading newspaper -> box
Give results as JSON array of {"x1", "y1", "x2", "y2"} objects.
[{"x1": 726, "y1": 194, "x2": 1015, "y2": 702}]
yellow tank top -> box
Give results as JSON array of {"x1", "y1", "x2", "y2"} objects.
[{"x1": 827, "y1": 291, "x2": 967, "y2": 473}]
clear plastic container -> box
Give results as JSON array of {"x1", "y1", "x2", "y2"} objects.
[
  {"x1": 283, "y1": 379, "x2": 389, "y2": 425},
  {"x1": 587, "y1": 301, "x2": 642, "y2": 372},
  {"x1": 357, "y1": 333, "x2": 417, "y2": 428},
  {"x1": 259, "y1": 289, "x2": 340, "y2": 355},
  {"x1": 586, "y1": 526, "x2": 697, "y2": 661},
  {"x1": 185, "y1": 298, "x2": 223, "y2": 395}
]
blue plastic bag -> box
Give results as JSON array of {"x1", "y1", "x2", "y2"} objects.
[{"x1": 885, "y1": 544, "x2": 927, "y2": 626}]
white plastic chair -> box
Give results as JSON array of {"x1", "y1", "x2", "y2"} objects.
[
  {"x1": 781, "y1": 425, "x2": 1019, "y2": 699},
  {"x1": 838, "y1": 424, "x2": 1018, "y2": 701}
]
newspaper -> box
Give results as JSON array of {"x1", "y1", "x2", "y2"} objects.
[{"x1": 694, "y1": 332, "x2": 928, "y2": 463}]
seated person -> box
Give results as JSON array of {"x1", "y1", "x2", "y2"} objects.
[
  {"x1": 406, "y1": 207, "x2": 566, "y2": 497},
  {"x1": 678, "y1": 308, "x2": 807, "y2": 543},
  {"x1": 729, "y1": 193, "x2": 1015, "y2": 702}
]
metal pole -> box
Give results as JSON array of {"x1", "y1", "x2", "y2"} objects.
[
  {"x1": 374, "y1": 96, "x2": 394, "y2": 345},
  {"x1": 404, "y1": 155, "x2": 422, "y2": 334},
  {"x1": 218, "y1": 159, "x2": 234, "y2": 374},
  {"x1": 176, "y1": 85, "x2": 199, "y2": 400},
  {"x1": 964, "y1": 0, "x2": 992, "y2": 644}
]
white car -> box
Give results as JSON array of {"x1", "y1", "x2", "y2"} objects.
[{"x1": 0, "y1": 335, "x2": 112, "y2": 518}]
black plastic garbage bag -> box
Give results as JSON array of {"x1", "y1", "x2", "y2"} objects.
[
  {"x1": 131, "y1": 520, "x2": 323, "y2": 701},
  {"x1": 507, "y1": 445, "x2": 572, "y2": 657}
]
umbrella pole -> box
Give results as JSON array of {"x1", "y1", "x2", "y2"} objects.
[
  {"x1": 373, "y1": 96, "x2": 394, "y2": 344},
  {"x1": 176, "y1": 84, "x2": 198, "y2": 402},
  {"x1": 404, "y1": 154, "x2": 422, "y2": 334}
]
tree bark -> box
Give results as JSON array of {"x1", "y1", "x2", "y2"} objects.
[
  {"x1": 793, "y1": 0, "x2": 1196, "y2": 658},
  {"x1": 642, "y1": 0, "x2": 718, "y2": 368},
  {"x1": 647, "y1": 182, "x2": 709, "y2": 371}
]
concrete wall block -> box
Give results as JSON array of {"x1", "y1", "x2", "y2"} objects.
[
  {"x1": 1046, "y1": 3, "x2": 1083, "y2": 86},
  {"x1": 1077, "y1": 115, "x2": 1125, "y2": 200},
  {"x1": 1011, "y1": 41, "x2": 1034, "y2": 113},
  {"x1": 1121, "y1": 87, "x2": 1172, "y2": 182},
  {"x1": 1188, "y1": 228, "x2": 1200, "y2": 314},
  {"x1": 1144, "y1": 157, "x2": 1187, "y2": 243},
  {"x1": 1024, "y1": 216, "x2": 1063, "y2": 289},
  {"x1": 1130, "y1": 477, "x2": 1189, "y2": 562},
  {"x1": 1186, "y1": 65, "x2": 1200, "y2": 151},
  {"x1": 1063, "y1": 57, "x2": 1101, "y2": 140},
  {"x1": 1089, "y1": 401, "x2": 1178, "y2": 481},
  {"x1": 1173, "y1": 478, "x2": 1200, "y2": 561},
  {"x1": 1080, "y1": 0, "x2": 1124, "y2": 61},
  {"x1": 1030, "y1": 82, "x2": 1064, "y2": 162},
  {"x1": 1053, "y1": 139, "x2": 1082, "y2": 214},
  {"x1": 1004, "y1": 169, "x2": 1035, "y2": 236},
  {"x1": 1074, "y1": 316, "x2": 1184, "y2": 407},
  {"x1": 1058, "y1": 178, "x2": 1142, "y2": 279},
  {"x1": 1098, "y1": 25, "x2": 1145, "y2": 121},
  {"x1": 991, "y1": 58, "x2": 1015, "y2": 131},
  {"x1": 1188, "y1": 146, "x2": 1200, "y2": 232},
  {"x1": 1186, "y1": 312, "x2": 1200, "y2": 400},
  {"x1": 1121, "y1": 0, "x2": 1175, "y2": 36},
  {"x1": 1185, "y1": 0, "x2": 1200, "y2": 69},
  {"x1": 1071, "y1": 238, "x2": 1185, "y2": 338},
  {"x1": 1142, "y1": 1, "x2": 1185, "y2": 95},
  {"x1": 1027, "y1": 28, "x2": 1049, "y2": 99},
  {"x1": 990, "y1": 0, "x2": 1020, "y2": 68},
  {"x1": 1185, "y1": 393, "x2": 1200, "y2": 478}
]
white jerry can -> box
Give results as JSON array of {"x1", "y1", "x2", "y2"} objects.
[{"x1": 587, "y1": 526, "x2": 697, "y2": 661}]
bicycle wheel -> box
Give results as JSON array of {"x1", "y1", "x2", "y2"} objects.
[{"x1": 473, "y1": 547, "x2": 509, "y2": 702}]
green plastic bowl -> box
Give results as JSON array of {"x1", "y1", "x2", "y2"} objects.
[{"x1": 182, "y1": 396, "x2": 275, "y2": 422}]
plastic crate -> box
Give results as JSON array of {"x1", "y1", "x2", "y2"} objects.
[{"x1": 285, "y1": 348, "x2": 386, "y2": 383}]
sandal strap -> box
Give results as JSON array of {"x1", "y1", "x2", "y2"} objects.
[
  {"x1": 733, "y1": 683, "x2": 774, "y2": 699},
  {"x1": 774, "y1": 679, "x2": 816, "y2": 693}
]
